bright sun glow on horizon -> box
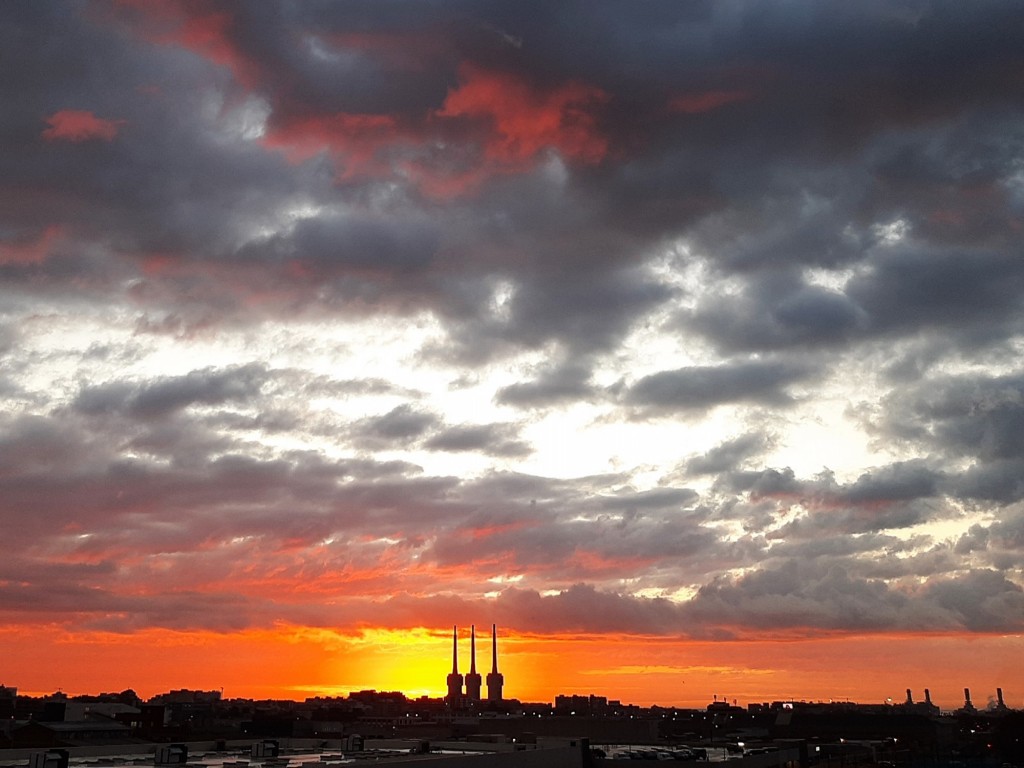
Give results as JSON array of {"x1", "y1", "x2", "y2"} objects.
[{"x1": 4, "y1": 625, "x2": 1020, "y2": 711}]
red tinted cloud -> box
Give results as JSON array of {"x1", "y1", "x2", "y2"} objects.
[
  {"x1": 42, "y1": 110, "x2": 122, "y2": 142},
  {"x1": 262, "y1": 113, "x2": 405, "y2": 175},
  {"x1": 0, "y1": 226, "x2": 62, "y2": 265},
  {"x1": 437, "y1": 64, "x2": 609, "y2": 166},
  {"x1": 113, "y1": 1, "x2": 259, "y2": 87},
  {"x1": 263, "y1": 65, "x2": 611, "y2": 198},
  {"x1": 669, "y1": 90, "x2": 751, "y2": 114}
]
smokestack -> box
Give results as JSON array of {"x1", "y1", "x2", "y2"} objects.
[
  {"x1": 464, "y1": 625, "x2": 482, "y2": 701},
  {"x1": 906, "y1": 689, "x2": 913, "y2": 705},
  {"x1": 962, "y1": 687, "x2": 976, "y2": 712},
  {"x1": 924, "y1": 689, "x2": 933, "y2": 705},
  {"x1": 470, "y1": 625, "x2": 477, "y2": 672},
  {"x1": 446, "y1": 626, "x2": 464, "y2": 704},
  {"x1": 997, "y1": 688, "x2": 1007, "y2": 710},
  {"x1": 452, "y1": 625, "x2": 459, "y2": 674},
  {"x1": 486, "y1": 623, "x2": 504, "y2": 702}
]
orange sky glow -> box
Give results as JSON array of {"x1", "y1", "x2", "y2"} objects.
[{"x1": 4, "y1": 625, "x2": 1020, "y2": 711}]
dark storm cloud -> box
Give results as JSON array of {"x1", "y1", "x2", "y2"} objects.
[{"x1": 623, "y1": 359, "x2": 810, "y2": 415}]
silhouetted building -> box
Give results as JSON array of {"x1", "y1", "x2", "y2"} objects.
[
  {"x1": 465, "y1": 625, "x2": 482, "y2": 701},
  {"x1": 555, "y1": 694, "x2": 608, "y2": 716},
  {"x1": 959, "y1": 687, "x2": 977, "y2": 714},
  {"x1": 445, "y1": 626, "x2": 463, "y2": 704},
  {"x1": 0, "y1": 684, "x2": 17, "y2": 719},
  {"x1": 899, "y1": 688, "x2": 939, "y2": 716},
  {"x1": 996, "y1": 687, "x2": 1009, "y2": 712},
  {"x1": 486, "y1": 624, "x2": 504, "y2": 702}
]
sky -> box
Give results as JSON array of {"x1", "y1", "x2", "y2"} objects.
[{"x1": 1, "y1": 0, "x2": 1023, "y2": 710}]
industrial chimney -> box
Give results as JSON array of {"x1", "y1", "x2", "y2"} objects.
[
  {"x1": 963, "y1": 688, "x2": 976, "y2": 712},
  {"x1": 446, "y1": 626, "x2": 464, "y2": 703},
  {"x1": 465, "y1": 625, "x2": 482, "y2": 701},
  {"x1": 486, "y1": 623, "x2": 504, "y2": 702}
]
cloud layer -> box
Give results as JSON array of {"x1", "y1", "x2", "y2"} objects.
[{"x1": 2, "y1": 1, "x2": 1024, "y2": 659}]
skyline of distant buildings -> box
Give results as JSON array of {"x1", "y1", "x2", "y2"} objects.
[
  {"x1": 3, "y1": 673, "x2": 1020, "y2": 716},
  {"x1": 2, "y1": 627, "x2": 1020, "y2": 716}
]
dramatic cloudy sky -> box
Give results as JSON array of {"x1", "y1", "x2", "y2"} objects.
[{"x1": 2, "y1": 0, "x2": 1024, "y2": 707}]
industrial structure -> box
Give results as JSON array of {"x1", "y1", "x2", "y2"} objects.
[
  {"x1": 464, "y1": 626, "x2": 482, "y2": 701},
  {"x1": 445, "y1": 624, "x2": 503, "y2": 706}
]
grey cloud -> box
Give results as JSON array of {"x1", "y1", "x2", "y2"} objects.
[
  {"x1": 955, "y1": 510, "x2": 1024, "y2": 567},
  {"x1": 879, "y1": 373, "x2": 1024, "y2": 503},
  {"x1": 686, "y1": 559, "x2": 909, "y2": 632},
  {"x1": 686, "y1": 432, "x2": 773, "y2": 476},
  {"x1": 684, "y1": 269, "x2": 867, "y2": 353},
  {"x1": 684, "y1": 559, "x2": 1024, "y2": 634},
  {"x1": 765, "y1": 531, "x2": 908, "y2": 563},
  {"x1": 349, "y1": 404, "x2": 439, "y2": 448},
  {"x1": 691, "y1": 193, "x2": 875, "y2": 273},
  {"x1": 0, "y1": 414, "x2": 103, "y2": 477},
  {"x1": 921, "y1": 570, "x2": 1024, "y2": 633},
  {"x1": 847, "y1": 246, "x2": 1024, "y2": 338},
  {"x1": 3, "y1": 0, "x2": 1024, "y2": 642},
  {"x1": 492, "y1": 584, "x2": 688, "y2": 635},
  {"x1": 504, "y1": 268, "x2": 676, "y2": 356},
  {"x1": 235, "y1": 212, "x2": 441, "y2": 274},
  {"x1": 495, "y1": 361, "x2": 595, "y2": 408},
  {"x1": 348, "y1": 407, "x2": 534, "y2": 457},
  {"x1": 624, "y1": 359, "x2": 810, "y2": 415},
  {"x1": 74, "y1": 363, "x2": 270, "y2": 419},
  {"x1": 423, "y1": 423, "x2": 531, "y2": 457},
  {"x1": 838, "y1": 460, "x2": 943, "y2": 506},
  {"x1": 596, "y1": 487, "x2": 699, "y2": 513}
]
